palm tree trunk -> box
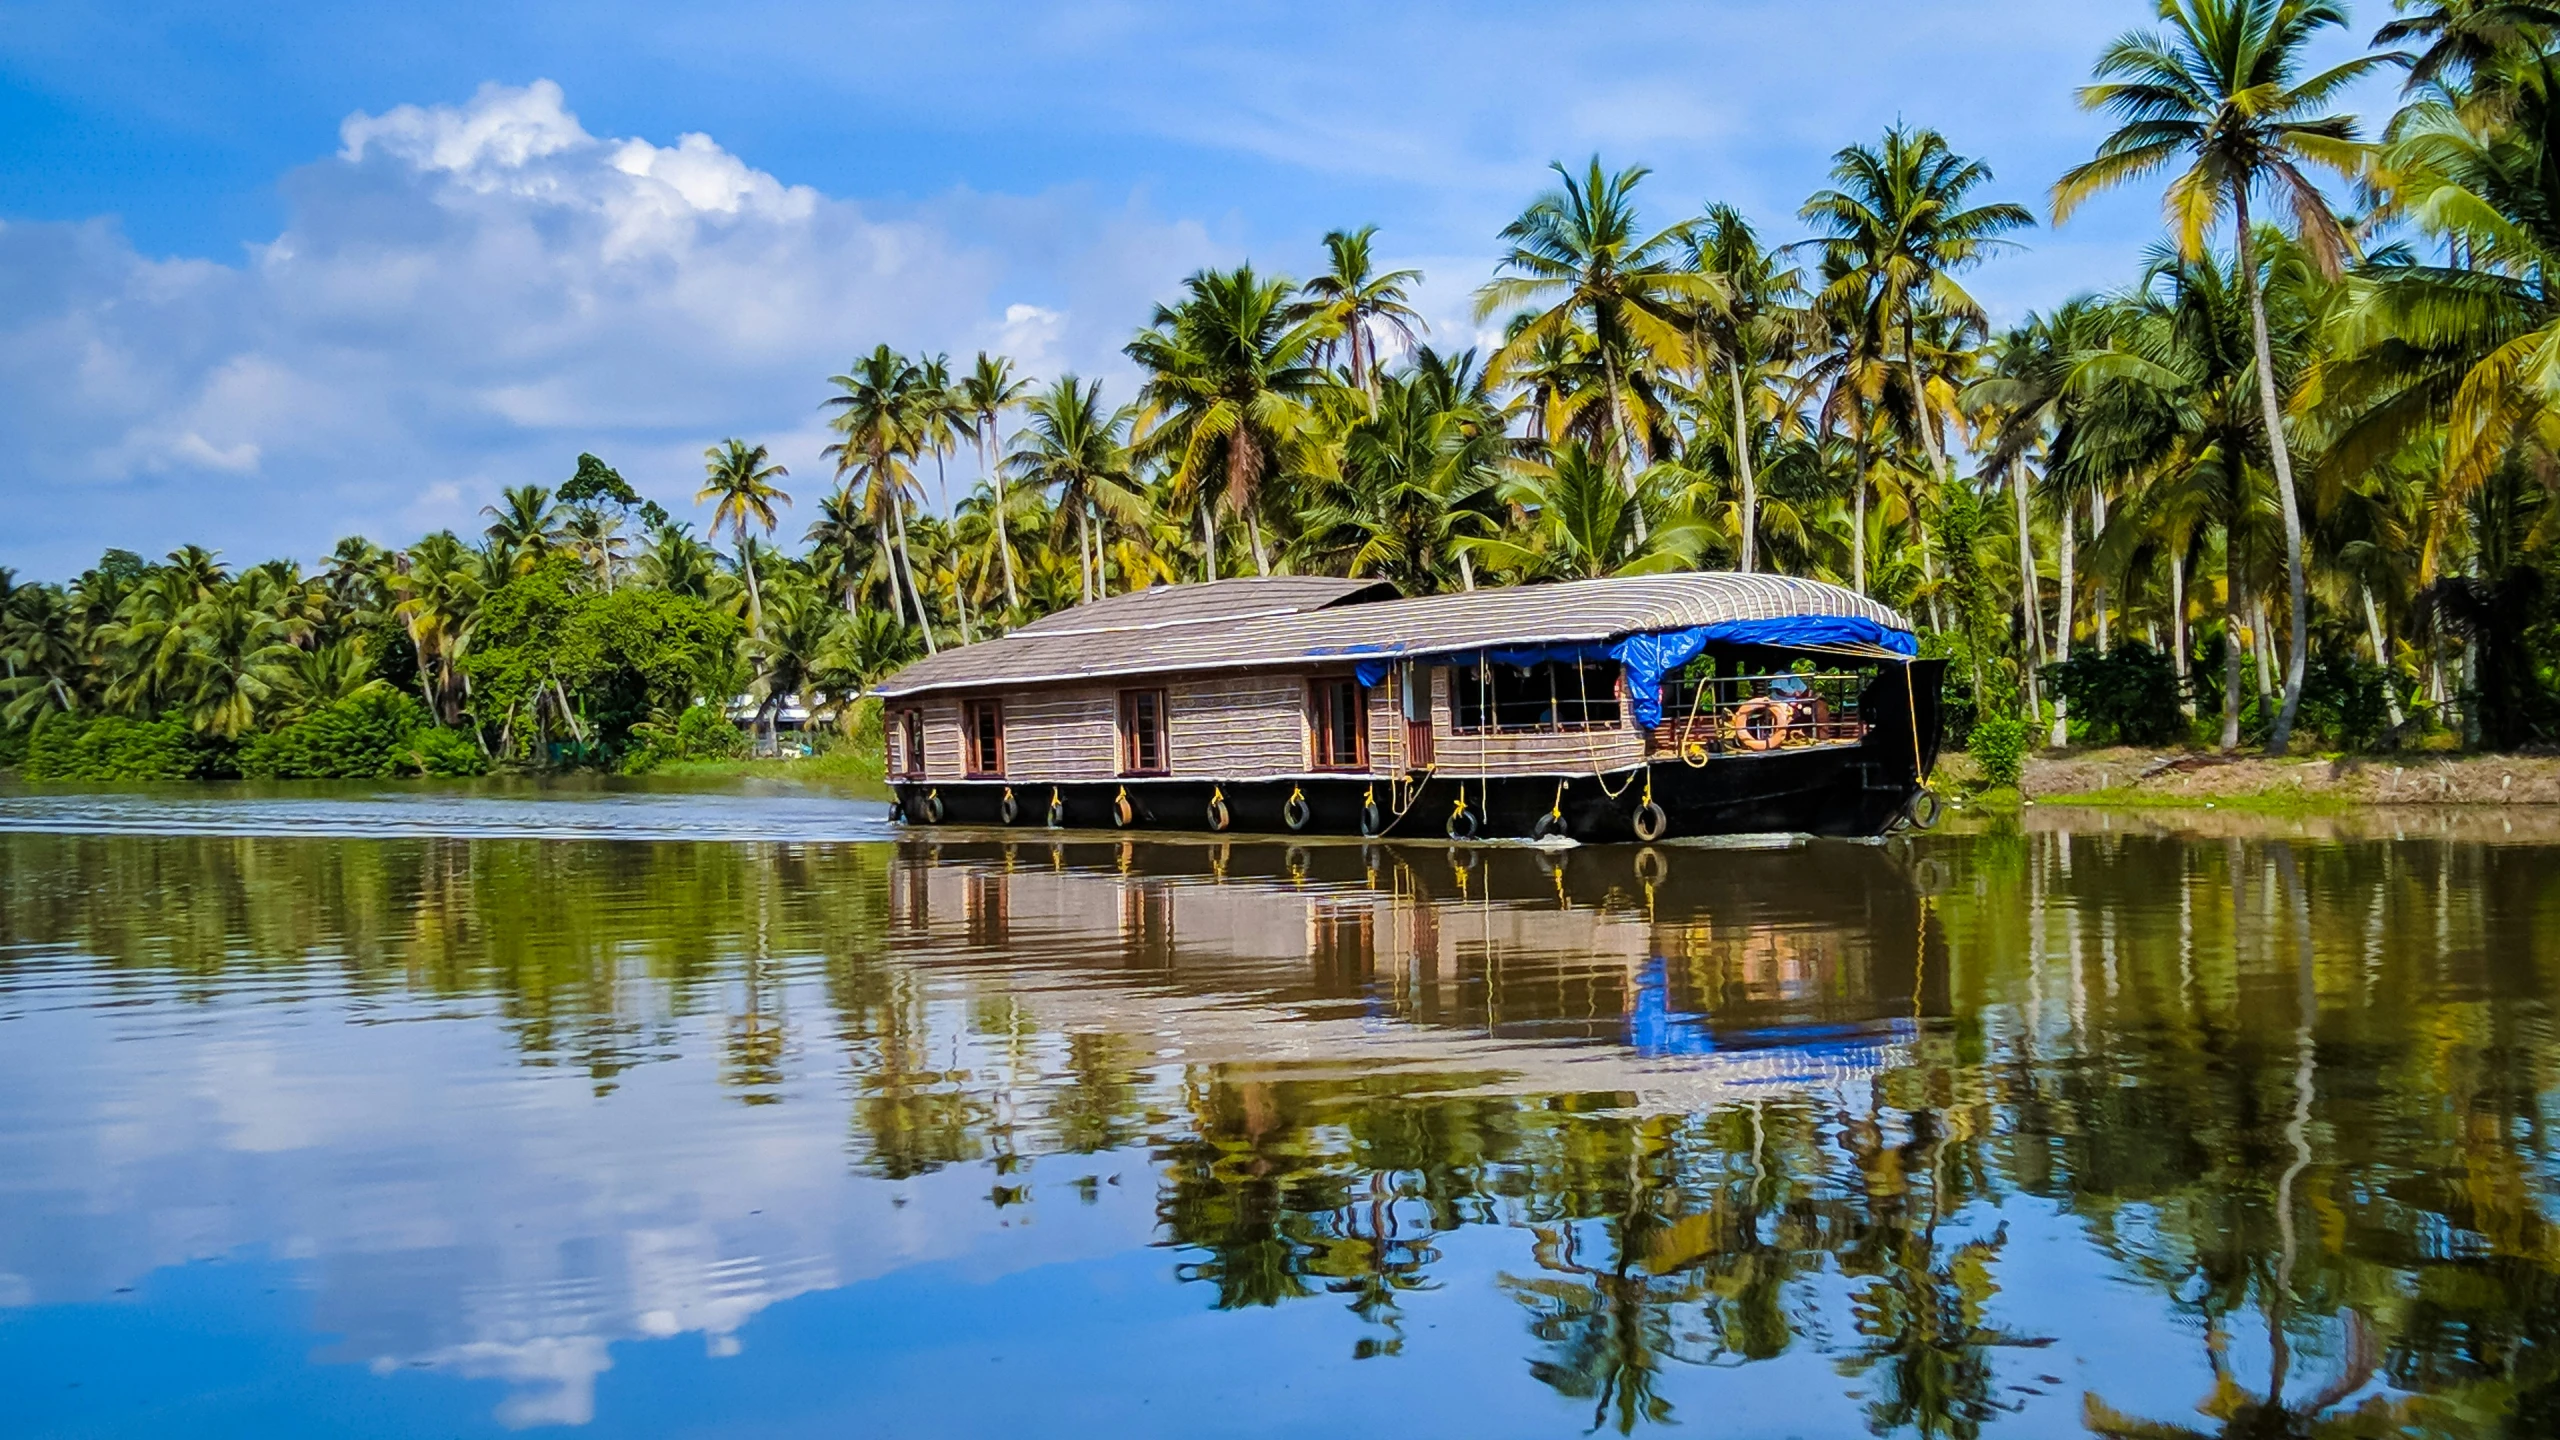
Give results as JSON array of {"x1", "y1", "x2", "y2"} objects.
[
  {"x1": 1092, "y1": 500, "x2": 1111, "y2": 598},
  {"x1": 2363, "y1": 584, "x2": 2405, "y2": 729},
  {"x1": 2233, "y1": 196, "x2": 2311, "y2": 755},
  {"x1": 1078, "y1": 502, "x2": 1094, "y2": 604},
  {"x1": 983, "y1": 430, "x2": 1021, "y2": 614},
  {"x1": 876, "y1": 520, "x2": 908, "y2": 625},
  {"x1": 2170, "y1": 543, "x2": 2193, "y2": 717},
  {"x1": 1245, "y1": 509, "x2": 1270, "y2": 576},
  {"x1": 1729, "y1": 362, "x2": 1759, "y2": 573},
  {"x1": 739, "y1": 528, "x2": 764, "y2": 641},
  {"x1": 2223, "y1": 533, "x2": 2245, "y2": 751},
  {"x1": 1601, "y1": 349, "x2": 1650, "y2": 546},
  {"x1": 1851, "y1": 432, "x2": 1868, "y2": 595},
  {"x1": 892, "y1": 502, "x2": 936, "y2": 656},
  {"x1": 2090, "y1": 488, "x2": 2110, "y2": 653},
  {"x1": 1200, "y1": 499, "x2": 1218, "y2": 582},
  {"x1": 1458, "y1": 549, "x2": 1476, "y2": 591},
  {"x1": 2253, "y1": 592, "x2": 2277, "y2": 701},
  {"x1": 2053, "y1": 496, "x2": 2075, "y2": 748},
  {"x1": 2013, "y1": 457, "x2": 2043, "y2": 717}
]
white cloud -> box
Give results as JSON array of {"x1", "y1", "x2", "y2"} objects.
[{"x1": 0, "y1": 80, "x2": 1218, "y2": 579}]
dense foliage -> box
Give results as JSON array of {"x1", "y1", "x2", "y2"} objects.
[{"x1": 14, "y1": 0, "x2": 2560, "y2": 773}]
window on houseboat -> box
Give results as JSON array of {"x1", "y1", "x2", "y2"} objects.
[
  {"x1": 1119, "y1": 689, "x2": 1168, "y2": 775},
  {"x1": 1450, "y1": 660, "x2": 1621, "y2": 733},
  {"x1": 889, "y1": 709, "x2": 926, "y2": 777},
  {"x1": 965, "y1": 700, "x2": 1004, "y2": 777},
  {"x1": 1310, "y1": 678, "x2": 1369, "y2": 769}
]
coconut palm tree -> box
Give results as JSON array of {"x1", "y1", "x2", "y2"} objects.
[
  {"x1": 957, "y1": 352, "x2": 1033, "y2": 612},
  {"x1": 1006, "y1": 375, "x2": 1140, "y2": 603},
  {"x1": 1804, "y1": 125, "x2": 2033, "y2": 492},
  {"x1": 481, "y1": 485, "x2": 567, "y2": 576},
  {"x1": 823, "y1": 345, "x2": 938, "y2": 650},
  {"x1": 1682, "y1": 205, "x2": 1808, "y2": 573},
  {"x1": 1462, "y1": 441, "x2": 1707, "y2": 582},
  {"x1": 1296, "y1": 225, "x2": 1426, "y2": 397},
  {"x1": 1126, "y1": 265, "x2": 1328, "y2": 576},
  {"x1": 1478, "y1": 158, "x2": 1718, "y2": 525},
  {"x1": 388, "y1": 531, "x2": 484, "y2": 727},
  {"x1": 696, "y1": 438, "x2": 791, "y2": 640},
  {"x1": 2054, "y1": 0, "x2": 2392, "y2": 753}
]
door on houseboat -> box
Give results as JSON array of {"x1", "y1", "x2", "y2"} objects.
[{"x1": 1399, "y1": 662, "x2": 1434, "y2": 769}]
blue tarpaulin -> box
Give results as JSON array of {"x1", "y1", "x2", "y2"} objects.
[{"x1": 1350, "y1": 616, "x2": 1917, "y2": 726}]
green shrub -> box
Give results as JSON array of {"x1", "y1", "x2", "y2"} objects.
[
  {"x1": 240, "y1": 691, "x2": 434, "y2": 779},
  {"x1": 0, "y1": 724, "x2": 27, "y2": 769},
  {"x1": 622, "y1": 700, "x2": 748, "y2": 772},
  {"x1": 398, "y1": 726, "x2": 489, "y2": 777},
  {"x1": 2043, "y1": 644, "x2": 2185, "y2": 746},
  {"x1": 1968, "y1": 714, "x2": 2028, "y2": 791},
  {"x1": 22, "y1": 714, "x2": 224, "y2": 780}
]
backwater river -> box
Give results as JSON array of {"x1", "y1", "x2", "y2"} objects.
[{"x1": 1, "y1": 780, "x2": 2556, "y2": 1437}]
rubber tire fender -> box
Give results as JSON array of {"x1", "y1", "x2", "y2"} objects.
[
  {"x1": 1904, "y1": 789, "x2": 1942, "y2": 831},
  {"x1": 1631, "y1": 801, "x2": 1668, "y2": 843},
  {"x1": 999, "y1": 791, "x2": 1019, "y2": 825},
  {"x1": 1113, "y1": 792, "x2": 1136, "y2": 827},
  {"x1": 1531, "y1": 811, "x2": 1568, "y2": 842},
  {"x1": 1446, "y1": 807, "x2": 1478, "y2": 842},
  {"x1": 1045, "y1": 794, "x2": 1066, "y2": 829},
  {"x1": 1283, "y1": 792, "x2": 1313, "y2": 832},
  {"x1": 1359, "y1": 801, "x2": 1386, "y2": 837},
  {"x1": 1206, "y1": 796, "x2": 1232, "y2": 833}
]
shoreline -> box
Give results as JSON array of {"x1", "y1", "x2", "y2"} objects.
[{"x1": 1938, "y1": 746, "x2": 2560, "y2": 810}]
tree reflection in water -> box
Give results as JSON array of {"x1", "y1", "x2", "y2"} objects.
[{"x1": 7, "y1": 817, "x2": 2560, "y2": 1436}]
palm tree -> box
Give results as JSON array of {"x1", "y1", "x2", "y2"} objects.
[
  {"x1": 697, "y1": 438, "x2": 791, "y2": 639},
  {"x1": 1682, "y1": 205, "x2": 1807, "y2": 573},
  {"x1": 2054, "y1": 0, "x2": 2392, "y2": 753},
  {"x1": 1006, "y1": 376, "x2": 1140, "y2": 603},
  {"x1": 1296, "y1": 226, "x2": 1425, "y2": 397},
  {"x1": 1126, "y1": 265, "x2": 1328, "y2": 575},
  {"x1": 1478, "y1": 159, "x2": 1718, "y2": 526},
  {"x1": 481, "y1": 485, "x2": 566, "y2": 576},
  {"x1": 1804, "y1": 125, "x2": 2032, "y2": 492},
  {"x1": 957, "y1": 352, "x2": 1033, "y2": 612},
  {"x1": 823, "y1": 345, "x2": 938, "y2": 651},
  {"x1": 1461, "y1": 441, "x2": 1706, "y2": 581},
  {"x1": 637, "y1": 522, "x2": 720, "y2": 600},
  {"x1": 388, "y1": 531, "x2": 483, "y2": 726},
  {"x1": 182, "y1": 576, "x2": 300, "y2": 738}
]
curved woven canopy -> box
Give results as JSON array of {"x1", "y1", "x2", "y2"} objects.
[{"x1": 872, "y1": 572, "x2": 1913, "y2": 700}]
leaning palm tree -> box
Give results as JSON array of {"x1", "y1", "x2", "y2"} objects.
[
  {"x1": 1477, "y1": 158, "x2": 1718, "y2": 522},
  {"x1": 696, "y1": 439, "x2": 791, "y2": 639},
  {"x1": 1296, "y1": 225, "x2": 1426, "y2": 397},
  {"x1": 1125, "y1": 266, "x2": 1327, "y2": 575},
  {"x1": 956, "y1": 352, "x2": 1033, "y2": 612},
  {"x1": 1005, "y1": 375, "x2": 1141, "y2": 603},
  {"x1": 2053, "y1": 0, "x2": 2392, "y2": 753}
]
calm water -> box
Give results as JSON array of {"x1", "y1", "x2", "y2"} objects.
[{"x1": 2, "y1": 786, "x2": 2557, "y2": 1438}]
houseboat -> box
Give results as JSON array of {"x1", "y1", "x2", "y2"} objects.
[{"x1": 872, "y1": 572, "x2": 1945, "y2": 842}]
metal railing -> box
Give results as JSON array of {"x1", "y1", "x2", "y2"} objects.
[{"x1": 1658, "y1": 670, "x2": 1870, "y2": 755}]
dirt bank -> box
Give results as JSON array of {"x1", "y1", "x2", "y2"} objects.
[{"x1": 1937, "y1": 746, "x2": 2560, "y2": 805}]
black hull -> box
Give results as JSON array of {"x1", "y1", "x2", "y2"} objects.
[{"x1": 893, "y1": 659, "x2": 1945, "y2": 843}]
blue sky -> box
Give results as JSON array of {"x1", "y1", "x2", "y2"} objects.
[{"x1": 0, "y1": 0, "x2": 2400, "y2": 579}]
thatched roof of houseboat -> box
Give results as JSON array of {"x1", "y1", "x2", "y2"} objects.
[{"x1": 873, "y1": 572, "x2": 1910, "y2": 699}]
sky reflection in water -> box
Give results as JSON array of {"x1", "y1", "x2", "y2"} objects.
[{"x1": 1, "y1": 800, "x2": 2555, "y2": 1437}]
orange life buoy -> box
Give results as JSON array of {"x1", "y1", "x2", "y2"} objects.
[{"x1": 1729, "y1": 696, "x2": 1792, "y2": 751}]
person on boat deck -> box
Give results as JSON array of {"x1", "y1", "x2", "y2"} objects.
[{"x1": 1767, "y1": 672, "x2": 1832, "y2": 740}]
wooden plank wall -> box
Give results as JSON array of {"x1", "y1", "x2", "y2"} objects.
[
  {"x1": 903, "y1": 662, "x2": 1650, "y2": 782},
  {"x1": 1166, "y1": 673, "x2": 1308, "y2": 779}
]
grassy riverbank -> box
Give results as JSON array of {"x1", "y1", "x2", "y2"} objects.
[{"x1": 1940, "y1": 746, "x2": 2560, "y2": 809}]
